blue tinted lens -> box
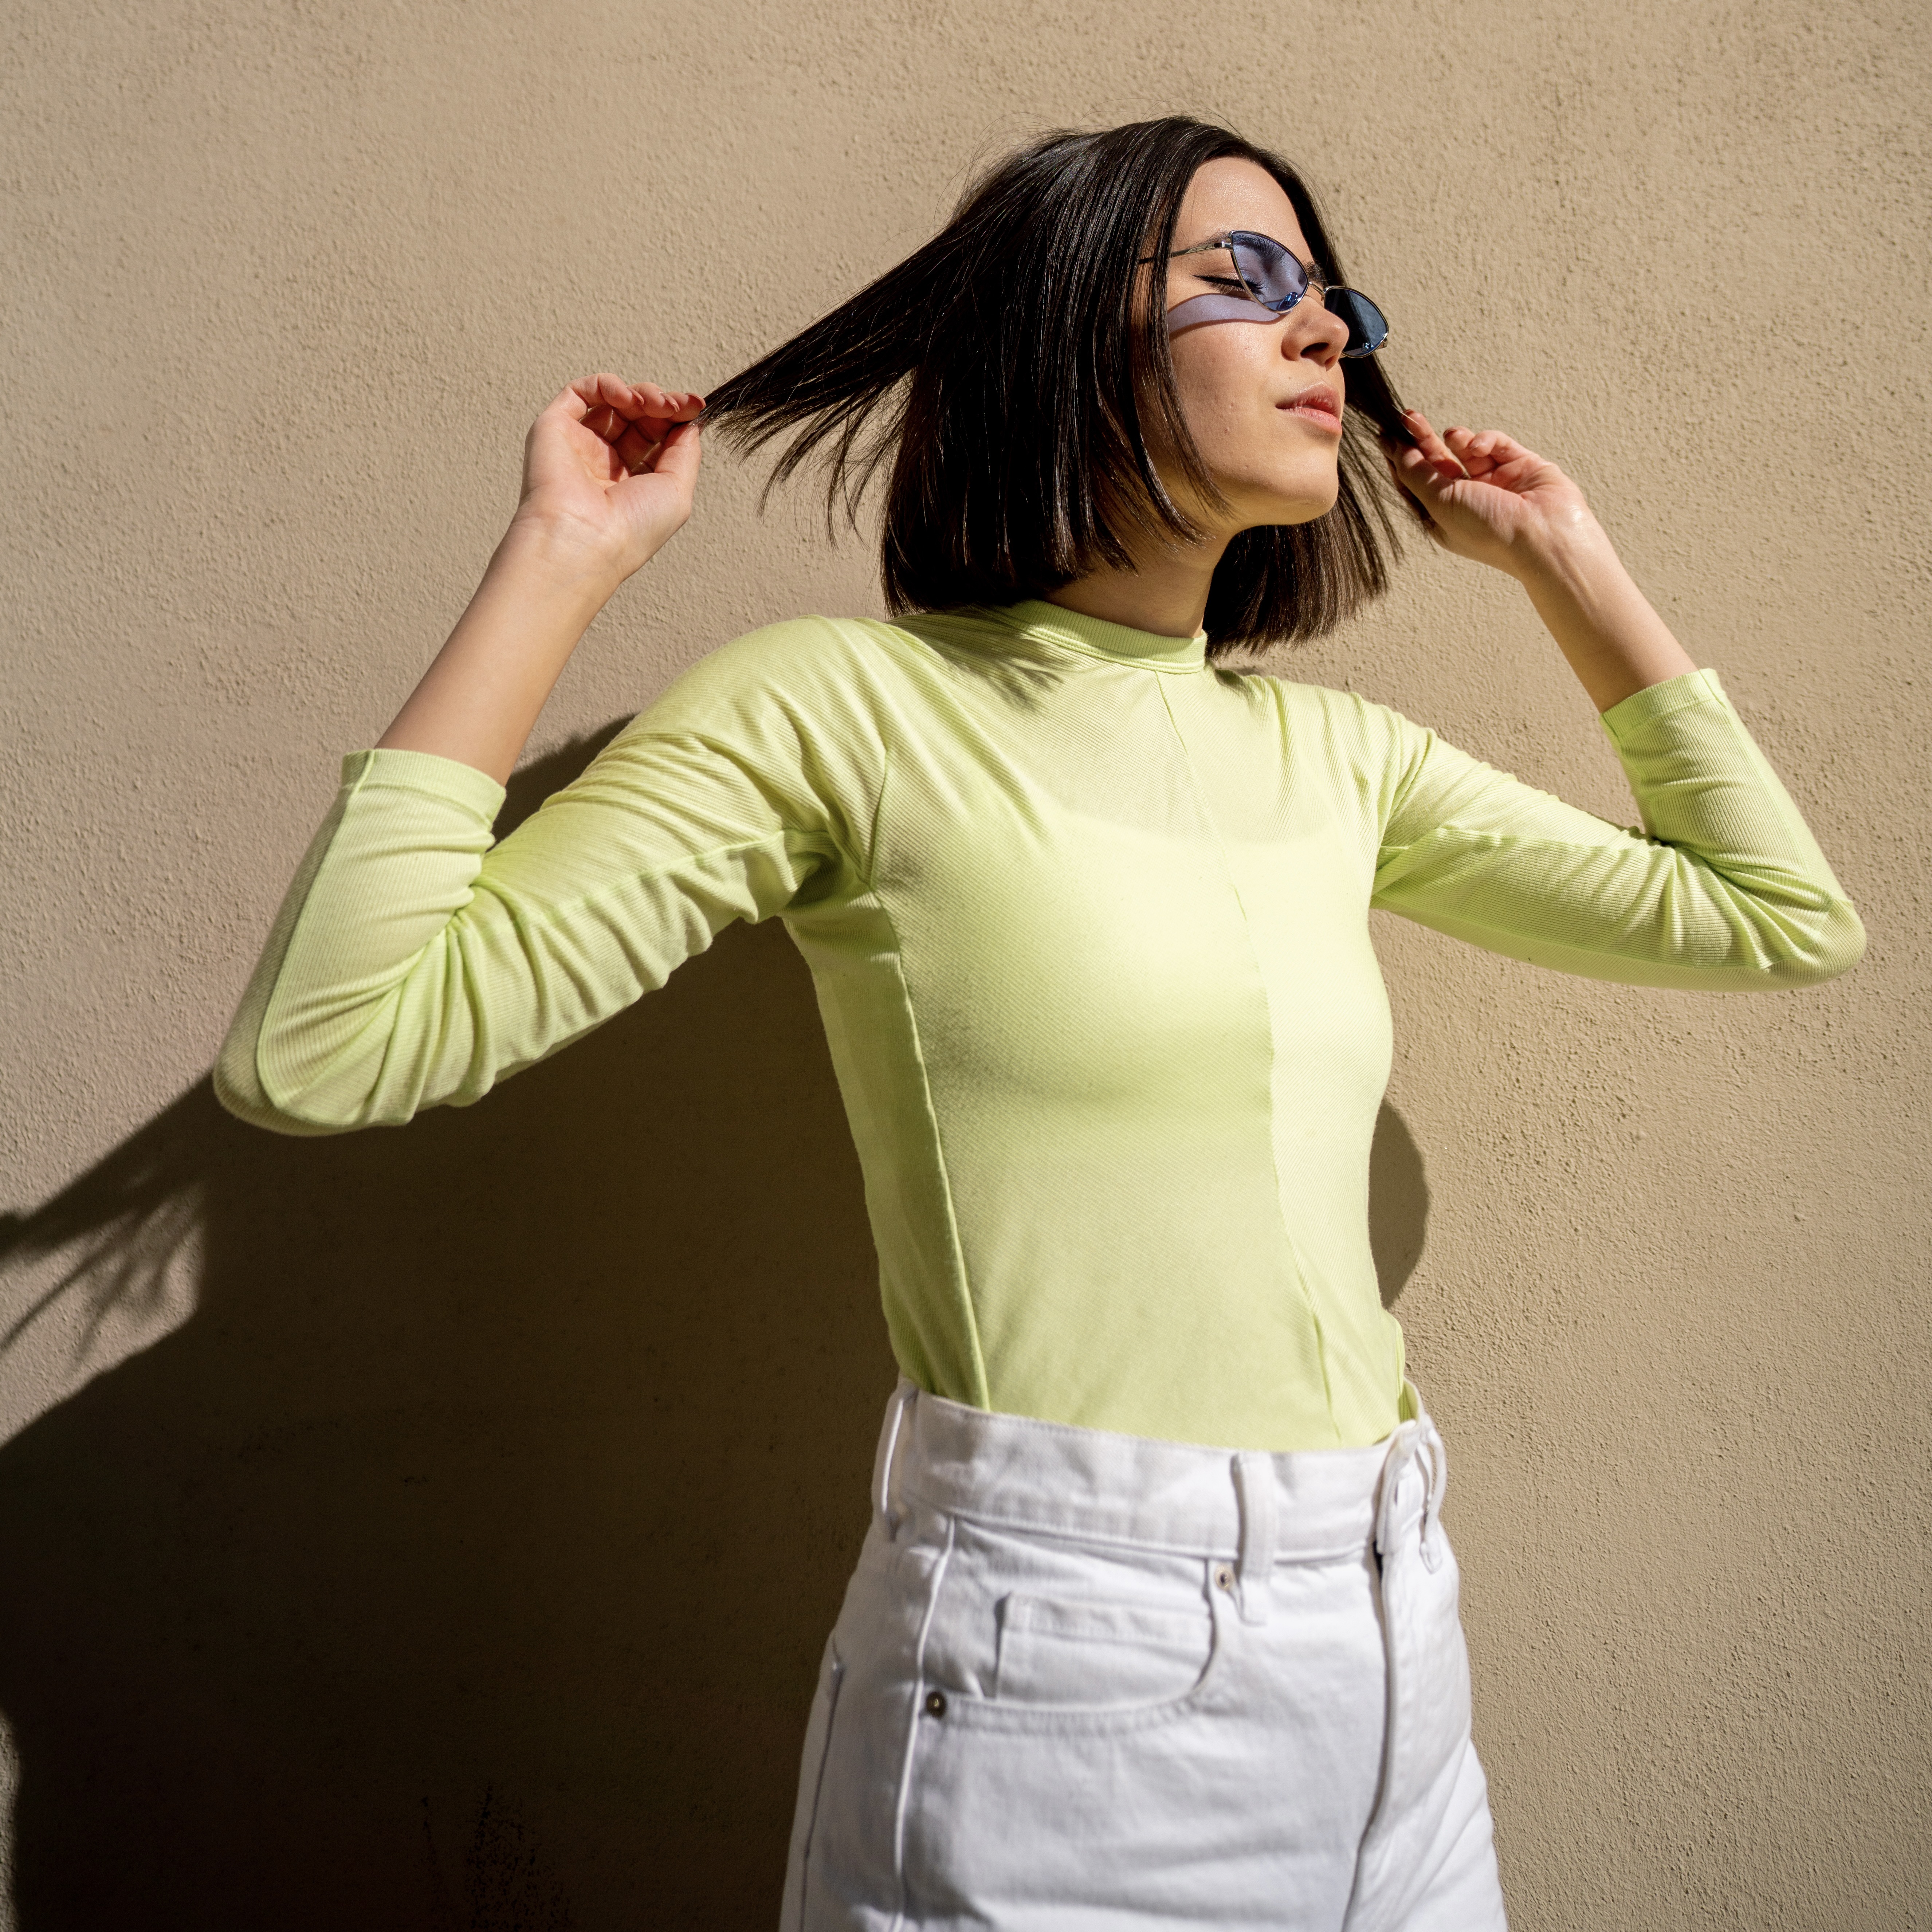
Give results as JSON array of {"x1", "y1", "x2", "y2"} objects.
[
  {"x1": 1327, "y1": 287, "x2": 1390, "y2": 358},
  {"x1": 1227, "y1": 232, "x2": 1309, "y2": 311}
]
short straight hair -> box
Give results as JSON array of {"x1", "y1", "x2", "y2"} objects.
[{"x1": 700, "y1": 117, "x2": 1415, "y2": 657}]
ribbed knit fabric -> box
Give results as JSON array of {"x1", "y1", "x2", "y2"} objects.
[{"x1": 215, "y1": 601, "x2": 1864, "y2": 1451}]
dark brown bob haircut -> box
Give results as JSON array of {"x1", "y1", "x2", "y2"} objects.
[{"x1": 699, "y1": 117, "x2": 1414, "y2": 658}]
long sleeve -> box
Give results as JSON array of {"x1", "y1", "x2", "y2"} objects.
[
  {"x1": 215, "y1": 622, "x2": 885, "y2": 1136},
  {"x1": 1370, "y1": 668, "x2": 1866, "y2": 989}
]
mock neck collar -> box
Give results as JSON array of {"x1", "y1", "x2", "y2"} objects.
[{"x1": 987, "y1": 598, "x2": 1209, "y2": 672}]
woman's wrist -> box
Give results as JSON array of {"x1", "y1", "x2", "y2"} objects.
[
  {"x1": 494, "y1": 509, "x2": 632, "y2": 613},
  {"x1": 1511, "y1": 520, "x2": 1697, "y2": 712},
  {"x1": 375, "y1": 376, "x2": 699, "y2": 784},
  {"x1": 1502, "y1": 503, "x2": 1614, "y2": 591}
]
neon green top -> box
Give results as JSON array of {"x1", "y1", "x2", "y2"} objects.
[{"x1": 216, "y1": 601, "x2": 1864, "y2": 1451}]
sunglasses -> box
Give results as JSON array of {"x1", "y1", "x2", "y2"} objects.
[{"x1": 1153, "y1": 230, "x2": 1390, "y2": 358}]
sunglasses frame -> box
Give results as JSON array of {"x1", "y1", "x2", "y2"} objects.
[{"x1": 1148, "y1": 230, "x2": 1390, "y2": 358}]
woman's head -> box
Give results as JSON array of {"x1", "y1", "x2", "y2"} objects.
[{"x1": 701, "y1": 117, "x2": 1410, "y2": 655}]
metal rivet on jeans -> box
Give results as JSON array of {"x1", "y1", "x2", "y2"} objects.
[
  {"x1": 924, "y1": 1690, "x2": 947, "y2": 1718},
  {"x1": 1213, "y1": 1563, "x2": 1236, "y2": 1593}
]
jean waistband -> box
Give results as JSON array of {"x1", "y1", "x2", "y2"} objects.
[{"x1": 871, "y1": 1380, "x2": 1448, "y2": 1575}]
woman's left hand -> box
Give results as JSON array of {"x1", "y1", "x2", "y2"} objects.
[
  {"x1": 1386, "y1": 410, "x2": 1602, "y2": 580},
  {"x1": 1387, "y1": 408, "x2": 1696, "y2": 709}
]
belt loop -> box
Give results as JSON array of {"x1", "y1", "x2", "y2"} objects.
[
  {"x1": 1374, "y1": 1420, "x2": 1419, "y2": 1563},
  {"x1": 1232, "y1": 1453, "x2": 1277, "y2": 1626},
  {"x1": 1419, "y1": 1418, "x2": 1448, "y2": 1572},
  {"x1": 1374, "y1": 1418, "x2": 1448, "y2": 1574},
  {"x1": 871, "y1": 1380, "x2": 916, "y2": 1540}
]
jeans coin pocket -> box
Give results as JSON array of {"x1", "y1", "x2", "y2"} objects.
[{"x1": 993, "y1": 1592, "x2": 1213, "y2": 1710}]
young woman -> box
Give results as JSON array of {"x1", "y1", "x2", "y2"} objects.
[{"x1": 216, "y1": 118, "x2": 1863, "y2": 1929}]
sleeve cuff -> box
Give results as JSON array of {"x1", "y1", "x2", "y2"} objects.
[
  {"x1": 338, "y1": 746, "x2": 508, "y2": 824},
  {"x1": 1598, "y1": 668, "x2": 1729, "y2": 748}
]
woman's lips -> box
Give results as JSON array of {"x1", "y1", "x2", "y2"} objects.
[{"x1": 1280, "y1": 385, "x2": 1343, "y2": 431}]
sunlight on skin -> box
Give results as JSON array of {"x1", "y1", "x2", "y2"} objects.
[
  {"x1": 1160, "y1": 159, "x2": 1357, "y2": 533},
  {"x1": 1044, "y1": 156, "x2": 1352, "y2": 638}
]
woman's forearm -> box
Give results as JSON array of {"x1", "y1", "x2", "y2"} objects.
[
  {"x1": 1513, "y1": 520, "x2": 1697, "y2": 714},
  {"x1": 377, "y1": 519, "x2": 621, "y2": 784},
  {"x1": 374, "y1": 375, "x2": 704, "y2": 783}
]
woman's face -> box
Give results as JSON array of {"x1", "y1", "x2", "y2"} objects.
[{"x1": 1157, "y1": 158, "x2": 1353, "y2": 534}]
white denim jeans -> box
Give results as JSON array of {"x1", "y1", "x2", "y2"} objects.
[{"x1": 781, "y1": 1382, "x2": 1507, "y2": 1932}]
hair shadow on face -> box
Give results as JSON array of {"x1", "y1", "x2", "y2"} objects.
[{"x1": 0, "y1": 724, "x2": 895, "y2": 1930}]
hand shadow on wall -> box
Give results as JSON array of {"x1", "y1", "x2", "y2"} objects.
[{"x1": 0, "y1": 726, "x2": 1430, "y2": 1930}]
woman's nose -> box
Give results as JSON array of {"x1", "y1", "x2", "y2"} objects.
[{"x1": 1291, "y1": 299, "x2": 1348, "y2": 367}]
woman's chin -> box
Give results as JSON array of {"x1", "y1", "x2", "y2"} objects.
[{"x1": 1239, "y1": 485, "x2": 1342, "y2": 530}]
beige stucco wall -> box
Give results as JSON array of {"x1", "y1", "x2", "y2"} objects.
[{"x1": 2, "y1": 1, "x2": 1926, "y2": 1924}]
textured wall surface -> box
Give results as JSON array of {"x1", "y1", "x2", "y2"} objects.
[{"x1": 2, "y1": 1, "x2": 1926, "y2": 1926}]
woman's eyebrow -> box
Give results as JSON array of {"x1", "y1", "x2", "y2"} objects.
[{"x1": 1164, "y1": 232, "x2": 1236, "y2": 259}]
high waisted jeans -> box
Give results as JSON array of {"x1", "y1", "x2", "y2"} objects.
[{"x1": 781, "y1": 1382, "x2": 1507, "y2": 1932}]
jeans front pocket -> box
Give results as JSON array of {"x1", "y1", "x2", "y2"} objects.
[
  {"x1": 993, "y1": 1591, "x2": 1214, "y2": 1710},
  {"x1": 902, "y1": 1531, "x2": 1252, "y2": 1923},
  {"x1": 912, "y1": 1516, "x2": 1240, "y2": 1740}
]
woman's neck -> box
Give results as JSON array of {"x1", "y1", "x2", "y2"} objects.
[{"x1": 1044, "y1": 530, "x2": 1231, "y2": 640}]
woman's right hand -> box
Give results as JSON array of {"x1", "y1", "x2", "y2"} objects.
[
  {"x1": 511, "y1": 374, "x2": 705, "y2": 589},
  {"x1": 374, "y1": 375, "x2": 703, "y2": 782}
]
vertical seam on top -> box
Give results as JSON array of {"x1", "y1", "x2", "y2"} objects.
[
  {"x1": 869, "y1": 888, "x2": 992, "y2": 1411},
  {"x1": 835, "y1": 690, "x2": 987, "y2": 1407},
  {"x1": 1153, "y1": 676, "x2": 1343, "y2": 1442}
]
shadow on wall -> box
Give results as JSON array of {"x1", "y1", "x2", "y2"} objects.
[
  {"x1": 0, "y1": 730, "x2": 1432, "y2": 1930},
  {"x1": 1369, "y1": 1103, "x2": 1429, "y2": 1312}
]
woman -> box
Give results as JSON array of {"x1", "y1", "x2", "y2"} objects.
[{"x1": 216, "y1": 118, "x2": 1862, "y2": 1929}]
